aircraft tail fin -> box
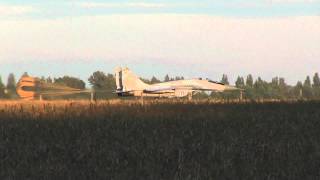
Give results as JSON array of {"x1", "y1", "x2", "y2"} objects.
[
  {"x1": 114, "y1": 67, "x2": 123, "y2": 91},
  {"x1": 114, "y1": 67, "x2": 149, "y2": 92}
]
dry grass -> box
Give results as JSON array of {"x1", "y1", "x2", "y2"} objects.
[{"x1": 1, "y1": 99, "x2": 320, "y2": 179}]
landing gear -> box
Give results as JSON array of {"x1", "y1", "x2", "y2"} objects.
[
  {"x1": 140, "y1": 92, "x2": 144, "y2": 105},
  {"x1": 188, "y1": 92, "x2": 193, "y2": 100}
]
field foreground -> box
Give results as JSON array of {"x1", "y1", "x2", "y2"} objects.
[{"x1": 1, "y1": 100, "x2": 320, "y2": 179}]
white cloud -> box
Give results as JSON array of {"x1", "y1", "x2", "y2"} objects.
[
  {"x1": 0, "y1": 4, "x2": 34, "y2": 16},
  {"x1": 0, "y1": 14, "x2": 319, "y2": 83},
  {"x1": 78, "y1": 2, "x2": 168, "y2": 9}
]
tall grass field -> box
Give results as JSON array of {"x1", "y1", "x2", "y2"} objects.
[{"x1": 1, "y1": 100, "x2": 320, "y2": 179}]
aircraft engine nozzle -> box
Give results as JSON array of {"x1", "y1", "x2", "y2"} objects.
[{"x1": 16, "y1": 77, "x2": 40, "y2": 100}]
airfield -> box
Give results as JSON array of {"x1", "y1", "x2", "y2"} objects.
[{"x1": 1, "y1": 99, "x2": 319, "y2": 179}]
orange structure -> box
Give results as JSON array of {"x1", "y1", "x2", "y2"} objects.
[
  {"x1": 16, "y1": 76, "x2": 40, "y2": 100},
  {"x1": 16, "y1": 76, "x2": 91, "y2": 100}
]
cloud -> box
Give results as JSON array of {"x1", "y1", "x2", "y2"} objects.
[
  {"x1": 78, "y1": 2, "x2": 168, "y2": 9},
  {"x1": 0, "y1": 4, "x2": 35, "y2": 16}
]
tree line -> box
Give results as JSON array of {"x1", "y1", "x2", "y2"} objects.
[{"x1": 1, "y1": 71, "x2": 320, "y2": 100}]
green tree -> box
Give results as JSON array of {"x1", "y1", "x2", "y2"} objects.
[
  {"x1": 55, "y1": 76, "x2": 86, "y2": 89},
  {"x1": 254, "y1": 77, "x2": 271, "y2": 99},
  {"x1": 312, "y1": 73, "x2": 320, "y2": 98},
  {"x1": 46, "y1": 77, "x2": 53, "y2": 83},
  {"x1": 164, "y1": 74, "x2": 170, "y2": 82},
  {"x1": 220, "y1": 74, "x2": 229, "y2": 85},
  {"x1": 22, "y1": 72, "x2": 29, "y2": 77},
  {"x1": 254, "y1": 77, "x2": 263, "y2": 98},
  {"x1": 140, "y1": 78, "x2": 151, "y2": 84},
  {"x1": 243, "y1": 75, "x2": 254, "y2": 99},
  {"x1": 304, "y1": 76, "x2": 312, "y2": 87},
  {"x1": 313, "y1": 73, "x2": 320, "y2": 87},
  {"x1": 0, "y1": 76, "x2": 5, "y2": 98},
  {"x1": 269, "y1": 77, "x2": 280, "y2": 99},
  {"x1": 7, "y1": 73, "x2": 16, "y2": 91},
  {"x1": 151, "y1": 76, "x2": 161, "y2": 84},
  {"x1": 271, "y1": 77, "x2": 279, "y2": 87},
  {"x1": 88, "y1": 71, "x2": 116, "y2": 99},
  {"x1": 40, "y1": 76, "x2": 46, "y2": 83},
  {"x1": 88, "y1": 71, "x2": 115, "y2": 90},
  {"x1": 303, "y1": 76, "x2": 313, "y2": 99},
  {"x1": 175, "y1": 76, "x2": 184, "y2": 81},
  {"x1": 235, "y1": 76, "x2": 245, "y2": 89},
  {"x1": 246, "y1": 74, "x2": 253, "y2": 88},
  {"x1": 5, "y1": 73, "x2": 18, "y2": 99},
  {"x1": 278, "y1": 77, "x2": 289, "y2": 99},
  {"x1": 293, "y1": 81, "x2": 303, "y2": 99}
]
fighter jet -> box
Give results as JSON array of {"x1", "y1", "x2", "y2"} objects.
[
  {"x1": 15, "y1": 68, "x2": 240, "y2": 100},
  {"x1": 115, "y1": 67, "x2": 239, "y2": 99}
]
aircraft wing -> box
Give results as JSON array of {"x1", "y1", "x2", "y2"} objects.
[
  {"x1": 189, "y1": 86, "x2": 240, "y2": 92},
  {"x1": 144, "y1": 85, "x2": 239, "y2": 93},
  {"x1": 143, "y1": 86, "x2": 213, "y2": 93},
  {"x1": 143, "y1": 86, "x2": 176, "y2": 93}
]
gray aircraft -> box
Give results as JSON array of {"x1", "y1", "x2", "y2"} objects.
[{"x1": 115, "y1": 67, "x2": 239, "y2": 99}]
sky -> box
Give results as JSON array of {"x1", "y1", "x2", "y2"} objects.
[{"x1": 0, "y1": 0, "x2": 319, "y2": 86}]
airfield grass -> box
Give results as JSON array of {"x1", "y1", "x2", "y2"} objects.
[{"x1": 0, "y1": 99, "x2": 320, "y2": 179}]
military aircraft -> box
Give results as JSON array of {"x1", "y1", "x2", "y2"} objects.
[
  {"x1": 115, "y1": 67, "x2": 240, "y2": 99},
  {"x1": 15, "y1": 68, "x2": 240, "y2": 100}
]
